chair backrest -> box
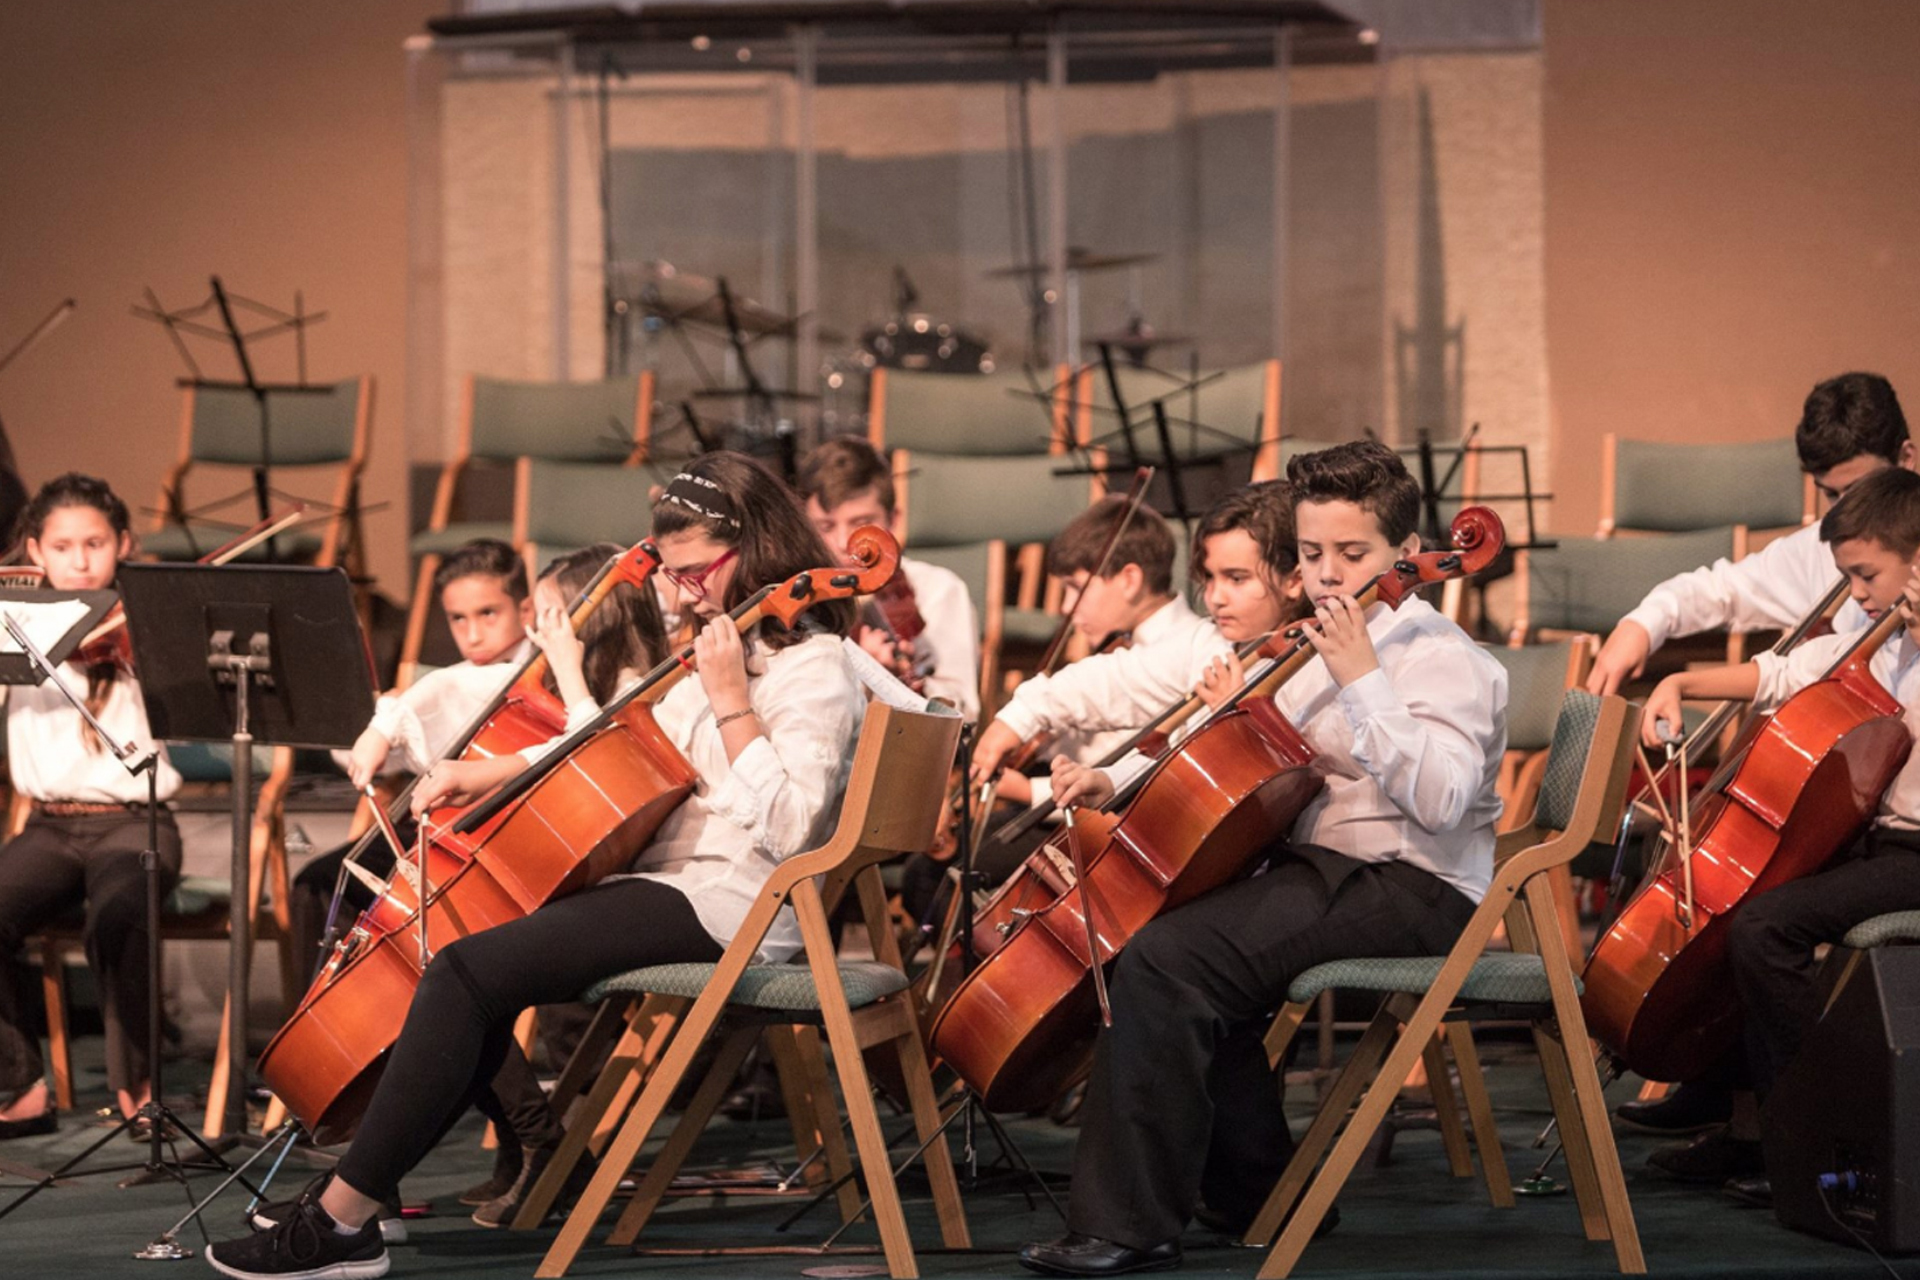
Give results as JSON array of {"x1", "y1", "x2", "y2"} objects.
[
  {"x1": 1604, "y1": 434, "x2": 1808, "y2": 535},
  {"x1": 1076, "y1": 360, "x2": 1282, "y2": 477},
  {"x1": 186, "y1": 378, "x2": 367, "y2": 466},
  {"x1": 467, "y1": 375, "x2": 645, "y2": 464},
  {"x1": 1519, "y1": 527, "x2": 1737, "y2": 636},
  {"x1": 905, "y1": 540, "x2": 1003, "y2": 639},
  {"x1": 870, "y1": 367, "x2": 1067, "y2": 456},
  {"x1": 782, "y1": 702, "x2": 965, "y2": 901},
  {"x1": 1483, "y1": 640, "x2": 1582, "y2": 755},
  {"x1": 1522, "y1": 690, "x2": 1636, "y2": 847},
  {"x1": 514, "y1": 458, "x2": 655, "y2": 563},
  {"x1": 895, "y1": 450, "x2": 1095, "y2": 549}
]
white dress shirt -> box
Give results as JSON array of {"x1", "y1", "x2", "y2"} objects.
[
  {"x1": 5, "y1": 664, "x2": 182, "y2": 803},
  {"x1": 352, "y1": 640, "x2": 534, "y2": 776},
  {"x1": 1101, "y1": 596, "x2": 1507, "y2": 903},
  {"x1": 1622, "y1": 521, "x2": 1859, "y2": 651},
  {"x1": 900, "y1": 556, "x2": 981, "y2": 722},
  {"x1": 1754, "y1": 625, "x2": 1920, "y2": 832},
  {"x1": 614, "y1": 632, "x2": 866, "y2": 962}
]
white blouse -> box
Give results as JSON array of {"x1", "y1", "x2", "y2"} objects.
[
  {"x1": 349, "y1": 640, "x2": 533, "y2": 776},
  {"x1": 5, "y1": 662, "x2": 182, "y2": 804}
]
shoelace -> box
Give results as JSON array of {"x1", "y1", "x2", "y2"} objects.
[{"x1": 272, "y1": 1202, "x2": 332, "y2": 1265}]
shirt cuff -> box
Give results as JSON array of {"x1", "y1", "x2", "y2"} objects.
[
  {"x1": 368, "y1": 695, "x2": 410, "y2": 745},
  {"x1": 1027, "y1": 774, "x2": 1053, "y2": 807},
  {"x1": 562, "y1": 697, "x2": 601, "y2": 732},
  {"x1": 705, "y1": 733, "x2": 781, "y2": 832},
  {"x1": 1335, "y1": 667, "x2": 1400, "y2": 728},
  {"x1": 996, "y1": 700, "x2": 1045, "y2": 742},
  {"x1": 1621, "y1": 603, "x2": 1673, "y2": 652}
]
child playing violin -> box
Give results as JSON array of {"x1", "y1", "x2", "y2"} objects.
[
  {"x1": 1022, "y1": 441, "x2": 1508, "y2": 1276},
  {"x1": 0, "y1": 474, "x2": 184, "y2": 1140},
  {"x1": 208, "y1": 452, "x2": 867, "y2": 1280},
  {"x1": 799, "y1": 436, "x2": 980, "y2": 719},
  {"x1": 1633, "y1": 465, "x2": 1920, "y2": 1205}
]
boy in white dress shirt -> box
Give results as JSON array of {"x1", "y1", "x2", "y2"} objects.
[
  {"x1": 798, "y1": 437, "x2": 981, "y2": 720},
  {"x1": 1636, "y1": 465, "x2": 1920, "y2": 1205},
  {"x1": 1588, "y1": 371, "x2": 1911, "y2": 697},
  {"x1": 1021, "y1": 441, "x2": 1508, "y2": 1277}
]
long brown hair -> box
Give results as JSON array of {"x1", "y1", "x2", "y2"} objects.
[
  {"x1": 18, "y1": 473, "x2": 132, "y2": 750},
  {"x1": 536, "y1": 542, "x2": 668, "y2": 704},
  {"x1": 651, "y1": 451, "x2": 854, "y2": 650}
]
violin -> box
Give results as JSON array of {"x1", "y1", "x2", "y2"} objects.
[
  {"x1": 257, "y1": 528, "x2": 902, "y2": 1143},
  {"x1": 1582, "y1": 594, "x2": 1912, "y2": 1082},
  {"x1": 861, "y1": 571, "x2": 934, "y2": 689},
  {"x1": 930, "y1": 508, "x2": 1507, "y2": 1112}
]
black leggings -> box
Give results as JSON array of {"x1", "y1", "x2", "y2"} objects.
[{"x1": 336, "y1": 877, "x2": 721, "y2": 1201}]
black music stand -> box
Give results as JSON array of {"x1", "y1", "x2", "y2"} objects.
[
  {"x1": 0, "y1": 589, "x2": 239, "y2": 1231},
  {"x1": 117, "y1": 563, "x2": 374, "y2": 1149}
]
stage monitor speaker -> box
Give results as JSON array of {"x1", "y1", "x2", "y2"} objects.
[{"x1": 1763, "y1": 944, "x2": 1920, "y2": 1254}]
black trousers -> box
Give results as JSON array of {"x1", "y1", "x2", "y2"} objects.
[
  {"x1": 1065, "y1": 846, "x2": 1476, "y2": 1249},
  {"x1": 1727, "y1": 828, "x2": 1920, "y2": 1099},
  {"x1": 335, "y1": 877, "x2": 720, "y2": 1201},
  {"x1": 0, "y1": 810, "x2": 182, "y2": 1097}
]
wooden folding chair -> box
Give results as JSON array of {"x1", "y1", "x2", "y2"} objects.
[
  {"x1": 529, "y1": 702, "x2": 969, "y2": 1279},
  {"x1": 1246, "y1": 691, "x2": 1645, "y2": 1278}
]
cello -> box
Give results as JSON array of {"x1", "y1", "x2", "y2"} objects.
[
  {"x1": 257, "y1": 529, "x2": 900, "y2": 1142},
  {"x1": 931, "y1": 509, "x2": 1506, "y2": 1112},
  {"x1": 1581, "y1": 597, "x2": 1913, "y2": 1083}
]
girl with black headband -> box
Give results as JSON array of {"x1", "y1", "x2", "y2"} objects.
[{"x1": 210, "y1": 452, "x2": 866, "y2": 1280}]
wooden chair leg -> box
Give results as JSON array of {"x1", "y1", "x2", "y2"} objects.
[
  {"x1": 1245, "y1": 1000, "x2": 1407, "y2": 1246},
  {"x1": 262, "y1": 1094, "x2": 288, "y2": 1133},
  {"x1": 1527, "y1": 879, "x2": 1645, "y2": 1273},
  {"x1": 204, "y1": 997, "x2": 234, "y2": 1139},
  {"x1": 547, "y1": 1000, "x2": 628, "y2": 1128},
  {"x1": 537, "y1": 984, "x2": 733, "y2": 1278},
  {"x1": 780, "y1": 1024, "x2": 862, "y2": 1224},
  {"x1": 1532, "y1": 1017, "x2": 1609, "y2": 1239},
  {"x1": 514, "y1": 995, "x2": 685, "y2": 1232},
  {"x1": 1262, "y1": 999, "x2": 1311, "y2": 1068},
  {"x1": 1443, "y1": 1021, "x2": 1514, "y2": 1207},
  {"x1": 1314, "y1": 990, "x2": 1336, "y2": 1088},
  {"x1": 39, "y1": 939, "x2": 74, "y2": 1112},
  {"x1": 1257, "y1": 988, "x2": 1457, "y2": 1280},
  {"x1": 1423, "y1": 1034, "x2": 1474, "y2": 1178},
  {"x1": 890, "y1": 1012, "x2": 971, "y2": 1249},
  {"x1": 607, "y1": 1026, "x2": 760, "y2": 1246}
]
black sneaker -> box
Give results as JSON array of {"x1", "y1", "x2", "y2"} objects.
[
  {"x1": 250, "y1": 1173, "x2": 409, "y2": 1246},
  {"x1": 206, "y1": 1197, "x2": 388, "y2": 1279}
]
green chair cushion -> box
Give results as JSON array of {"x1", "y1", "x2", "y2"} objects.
[
  {"x1": 1612, "y1": 436, "x2": 1803, "y2": 533},
  {"x1": 168, "y1": 875, "x2": 233, "y2": 917},
  {"x1": 1484, "y1": 642, "x2": 1574, "y2": 755},
  {"x1": 1002, "y1": 607, "x2": 1061, "y2": 648},
  {"x1": 583, "y1": 960, "x2": 910, "y2": 1012},
  {"x1": 1522, "y1": 527, "x2": 1739, "y2": 637},
  {"x1": 1286, "y1": 952, "x2": 1576, "y2": 1007},
  {"x1": 1534, "y1": 689, "x2": 1603, "y2": 834},
  {"x1": 409, "y1": 521, "x2": 514, "y2": 556},
  {"x1": 1842, "y1": 911, "x2": 1920, "y2": 950}
]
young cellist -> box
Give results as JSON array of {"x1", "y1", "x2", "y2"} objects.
[
  {"x1": 1634, "y1": 465, "x2": 1920, "y2": 1205},
  {"x1": 0, "y1": 475, "x2": 183, "y2": 1140},
  {"x1": 1587, "y1": 371, "x2": 1911, "y2": 698},
  {"x1": 1020, "y1": 441, "x2": 1508, "y2": 1277},
  {"x1": 208, "y1": 453, "x2": 866, "y2": 1280},
  {"x1": 1589, "y1": 373, "x2": 1912, "y2": 1141}
]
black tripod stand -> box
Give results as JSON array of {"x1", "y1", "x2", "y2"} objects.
[{"x1": 0, "y1": 610, "x2": 255, "y2": 1243}]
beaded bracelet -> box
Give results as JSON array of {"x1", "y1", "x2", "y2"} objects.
[{"x1": 714, "y1": 707, "x2": 756, "y2": 729}]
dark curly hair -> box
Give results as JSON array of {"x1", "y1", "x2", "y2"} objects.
[
  {"x1": 1795, "y1": 372, "x2": 1909, "y2": 475},
  {"x1": 1286, "y1": 441, "x2": 1422, "y2": 546}
]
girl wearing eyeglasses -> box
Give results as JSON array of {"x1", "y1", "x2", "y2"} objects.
[{"x1": 211, "y1": 452, "x2": 866, "y2": 1280}]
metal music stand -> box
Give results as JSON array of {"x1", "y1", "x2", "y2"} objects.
[
  {"x1": 116, "y1": 563, "x2": 374, "y2": 1150},
  {"x1": 0, "y1": 589, "x2": 237, "y2": 1227}
]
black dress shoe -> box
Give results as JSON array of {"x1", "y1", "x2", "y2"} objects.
[
  {"x1": 1723, "y1": 1175, "x2": 1772, "y2": 1207},
  {"x1": 1615, "y1": 1083, "x2": 1733, "y2": 1134},
  {"x1": 1019, "y1": 1232, "x2": 1182, "y2": 1276},
  {"x1": 0, "y1": 1109, "x2": 57, "y2": 1141},
  {"x1": 1646, "y1": 1126, "x2": 1765, "y2": 1184}
]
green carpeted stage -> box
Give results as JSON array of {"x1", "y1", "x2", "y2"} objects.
[{"x1": 0, "y1": 1033, "x2": 1901, "y2": 1280}]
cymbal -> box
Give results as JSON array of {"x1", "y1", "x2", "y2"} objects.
[
  {"x1": 986, "y1": 249, "x2": 1160, "y2": 280},
  {"x1": 611, "y1": 259, "x2": 834, "y2": 339}
]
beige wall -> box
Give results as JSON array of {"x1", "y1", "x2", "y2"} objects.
[
  {"x1": 1543, "y1": 0, "x2": 1920, "y2": 535},
  {"x1": 0, "y1": 0, "x2": 436, "y2": 596}
]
